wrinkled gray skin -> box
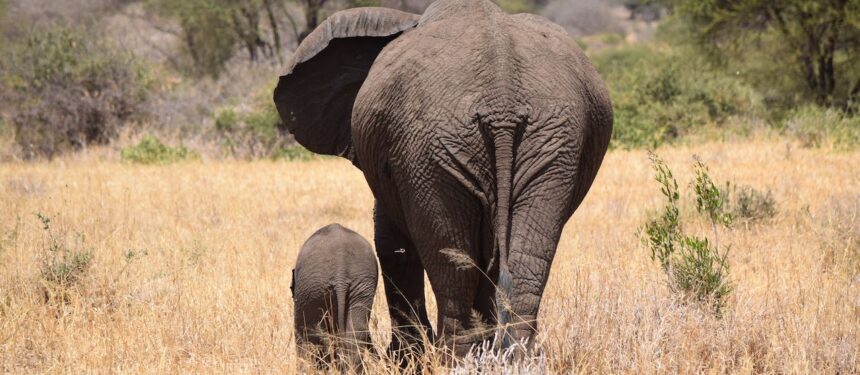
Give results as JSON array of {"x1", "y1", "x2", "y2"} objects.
[
  {"x1": 276, "y1": 0, "x2": 613, "y2": 357},
  {"x1": 291, "y1": 224, "x2": 378, "y2": 370}
]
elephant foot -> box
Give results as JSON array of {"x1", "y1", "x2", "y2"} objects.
[
  {"x1": 387, "y1": 331, "x2": 432, "y2": 370},
  {"x1": 498, "y1": 317, "x2": 538, "y2": 360}
]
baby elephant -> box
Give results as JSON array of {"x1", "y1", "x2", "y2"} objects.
[{"x1": 291, "y1": 224, "x2": 378, "y2": 370}]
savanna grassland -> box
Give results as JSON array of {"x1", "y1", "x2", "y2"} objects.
[{"x1": 1, "y1": 140, "x2": 857, "y2": 374}]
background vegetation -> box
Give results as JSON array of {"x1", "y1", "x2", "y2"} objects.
[{"x1": 0, "y1": 0, "x2": 857, "y2": 160}]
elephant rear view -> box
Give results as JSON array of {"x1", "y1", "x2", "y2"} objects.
[
  {"x1": 276, "y1": 0, "x2": 612, "y2": 356},
  {"x1": 291, "y1": 224, "x2": 378, "y2": 370}
]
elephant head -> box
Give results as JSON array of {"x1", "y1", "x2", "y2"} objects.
[{"x1": 275, "y1": 0, "x2": 612, "y2": 358}]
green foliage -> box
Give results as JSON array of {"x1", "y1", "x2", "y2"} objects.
[
  {"x1": 272, "y1": 145, "x2": 316, "y2": 161},
  {"x1": 244, "y1": 104, "x2": 281, "y2": 143},
  {"x1": 146, "y1": 0, "x2": 365, "y2": 76},
  {"x1": 215, "y1": 109, "x2": 239, "y2": 132},
  {"x1": 594, "y1": 32, "x2": 624, "y2": 46},
  {"x1": 643, "y1": 152, "x2": 681, "y2": 270},
  {"x1": 0, "y1": 26, "x2": 151, "y2": 159},
  {"x1": 661, "y1": 0, "x2": 860, "y2": 107},
  {"x1": 36, "y1": 213, "x2": 94, "y2": 305},
  {"x1": 41, "y1": 247, "x2": 93, "y2": 291},
  {"x1": 731, "y1": 185, "x2": 778, "y2": 222},
  {"x1": 121, "y1": 136, "x2": 198, "y2": 165},
  {"x1": 147, "y1": 0, "x2": 239, "y2": 77},
  {"x1": 693, "y1": 159, "x2": 733, "y2": 227},
  {"x1": 642, "y1": 153, "x2": 732, "y2": 315},
  {"x1": 672, "y1": 235, "x2": 732, "y2": 312},
  {"x1": 592, "y1": 44, "x2": 761, "y2": 148},
  {"x1": 215, "y1": 82, "x2": 298, "y2": 158},
  {"x1": 784, "y1": 105, "x2": 860, "y2": 150},
  {"x1": 493, "y1": 0, "x2": 535, "y2": 13}
]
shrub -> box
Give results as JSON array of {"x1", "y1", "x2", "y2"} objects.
[
  {"x1": 0, "y1": 26, "x2": 151, "y2": 159},
  {"x1": 693, "y1": 158, "x2": 733, "y2": 227},
  {"x1": 641, "y1": 153, "x2": 732, "y2": 315},
  {"x1": 146, "y1": 0, "x2": 295, "y2": 77},
  {"x1": 214, "y1": 108, "x2": 239, "y2": 132},
  {"x1": 731, "y1": 185, "x2": 777, "y2": 223},
  {"x1": 121, "y1": 135, "x2": 198, "y2": 165},
  {"x1": 272, "y1": 145, "x2": 316, "y2": 161},
  {"x1": 784, "y1": 105, "x2": 860, "y2": 150},
  {"x1": 495, "y1": 0, "x2": 535, "y2": 13},
  {"x1": 591, "y1": 44, "x2": 761, "y2": 149},
  {"x1": 215, "y1": 82, "x2": 296, "y2": 159},
  {"x1": 36, "y1": 213, "x2": 93, "y2": 304}
]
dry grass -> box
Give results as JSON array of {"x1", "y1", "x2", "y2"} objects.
[{"x1": 0, "y1": 140, "x2": 858, "y2": 374}]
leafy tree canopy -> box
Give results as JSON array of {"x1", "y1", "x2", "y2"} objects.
[{"x1": 661, "y1": 0, "x2": 860, "y2": 108}]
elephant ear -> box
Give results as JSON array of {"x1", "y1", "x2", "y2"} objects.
[{"x1": 274, "y1": 8, "x2": 420, "y2": 157}]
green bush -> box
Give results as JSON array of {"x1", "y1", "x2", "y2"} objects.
[
  {"x1": 731, "y1": 185, "x2": 777, "y2": 223},
  {"x1": 693, "y1": 159, "x2": 733, "y2": 227},
  {"x1": 659, "y1": 0, "x2": 860, "y2": 107},
  {"x1": 121, "y1": 136, "x2": 198, "y2": 165},
  {"x1": 272, "y1": 145, "x2": 316, "y2": 161},
  {"x1": 641, "y1": 153, "x2": 732, "y2": 315},
  {"x1": 146, "y1": 0, "x2": 293, "y2": 77},
  {"x1": 0, "y1": 27, "x2": 151, "y2": 159},
  {"x1": 784, "y1": 105, "x2": 860, "y2": 150},
  {"x1": 214, "y1": 108, "x2": 238, "y2": 132},
  {"x1": 36, "y1": 213, "x2": 93, "y2": 305},
  {"x1": 592, "y1": 44, "x2": 761, "y2": 149},
  {"x1": 146, "y1": 0, "x2": 238, "y2": 77},
  {"x1": 215, "y1": 82, "x2": 294, "y2": 158},
  {"x1": 494, "y1": 0, "x2": 535, "y2": 13}
]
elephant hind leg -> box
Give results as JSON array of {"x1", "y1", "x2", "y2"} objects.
[
  {"x1": 373, "y1": 203, "x2": 434, "y2": 357},
  {"x1": 339, "y1": 302, "x2": 374, "y2": 373}
]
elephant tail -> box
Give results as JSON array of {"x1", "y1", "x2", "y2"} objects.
[
  {"x1": 334, "y1": 286, "x2": 349, "y2": 345},
  {"x1": 481, "y1": 109, "x2": 526, "y2": 339}
]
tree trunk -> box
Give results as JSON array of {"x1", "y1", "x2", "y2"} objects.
[
  {"x1": 263, "y1": 0, "x2": 282, "y2": 61},
  {"x1": 299, "y1": 0, "x2": 322, "y2": 43}
]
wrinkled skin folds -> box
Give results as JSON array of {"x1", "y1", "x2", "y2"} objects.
[{"x1": 276, "y1": 0, "x2": 613, "y2": 358}]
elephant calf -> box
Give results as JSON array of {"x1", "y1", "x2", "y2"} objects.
[{"x1": 290, "y1": 223, "x2": 378, "y2": 370}]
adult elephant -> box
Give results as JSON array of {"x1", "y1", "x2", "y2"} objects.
[{"x1": 274, "y1": 0, "x2": 612, "y2": 356}]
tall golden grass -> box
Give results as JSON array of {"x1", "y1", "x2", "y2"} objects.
[{"x1": 0, "y1": 140, "x2": 857, "y2": 374}]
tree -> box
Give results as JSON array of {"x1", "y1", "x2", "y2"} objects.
[
  {"x1": 147, "y1": 0, "x2": 377, "y2": 77},
  {"x1": 147, "y1": 0, "x2": 298, "y2": 77},
  {"x1": 664, "y1": 0, "x2": 860, "y2": 107}
]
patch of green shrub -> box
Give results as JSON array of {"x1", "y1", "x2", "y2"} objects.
[
  {"x1": 215, "y1": 82, "x2": 294, "y2": 158},
  {"x1": 0, "y1": 26, "x2": 151, "y2": 159},
  {"x1": 693, "y1": 159, "x2": 733, "y2": 227},
  {"x1": 494, "y1": 0, "x2": 535, "y2": 13},
  {"x1": 731, "y1": 185, "x2": 777, "y2": 223},
  {"x1": 121, "y1": 136, "x2": 198, "y2": 165},
  {"x1": 214, "y1": 108, "x2": 238, "y2": 132},
  {"x1": 272, "y1": 145, "x2": 316, "y2": 161},
  {"x1": 784, "y1": 105, "x2": 860, "y2": 150},
  {"x1": 641, "y1": 153, "x2": 732, "y2": 316},
  {"x1": 36, "y1": 213, "x2": 93, "y2": 305},
  {"x1": 244, "y1": 104, "x2": 281, "y2": 144},
  {"x1": 592, "y1": 44, "x2": 761, "y2": 149}
]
